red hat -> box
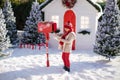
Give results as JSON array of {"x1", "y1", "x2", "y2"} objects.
[
  {"x1": 64, "y1": 25, "x2": 70, "y2": 28},
  {"x1": 64, "y1": 23, "x2": 72, "y2": 29}
]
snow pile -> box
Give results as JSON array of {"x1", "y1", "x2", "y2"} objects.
[{"x1": 0, "y1": 48, "x2": 120, "y2": 80}]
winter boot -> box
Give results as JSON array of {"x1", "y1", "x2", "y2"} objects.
[
  {"x1": 63, "y1": 66, "x2": 67, "y2": 70},
  {"x1": 66, "y1": 67, "x2": 70, "y2": 72},
  {"x1": 63, "y1": 66, "x2": 70, "y2": 72}
]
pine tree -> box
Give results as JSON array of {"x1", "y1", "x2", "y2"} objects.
[
  {"x1": 118, "y1": 0, "x2": 120, "y2": 9},
  {"x1": 94, "y1": 0, "x2": 120, "y2": 60},
  {"x1": 22, "y1": 1, "x2": 45, "y2": 45},
  {"x1": 0, "y1": 9, "x2": 11, "y2": 53},
  {"x1": 2, "y1": 0, "x2": 18, "y2": 45}
]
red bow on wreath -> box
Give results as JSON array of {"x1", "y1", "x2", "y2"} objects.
[{"x1": 62, "y1": 0, "x2": 77, "y2": 8}]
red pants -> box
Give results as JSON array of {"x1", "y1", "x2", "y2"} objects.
[{"x1": 62, "y1": 52, "x2": 70, "y2": 68}]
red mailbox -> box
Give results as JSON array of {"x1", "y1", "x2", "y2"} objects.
[
  {"x1": 38, "y1": 22, "x2": 57, "y2": 33},
  {"x1": 38, "y1": 22, "x2": 52, "y2": 33},
  {"x1": 37, "y1": 21, "x2": 58, "y2": 67}
]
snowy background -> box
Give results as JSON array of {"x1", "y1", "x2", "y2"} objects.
[{"x1": 0, "y1": 47, "x2": 120, "y2": 80}]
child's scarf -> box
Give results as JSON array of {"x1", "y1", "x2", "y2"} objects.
[{"x1": 59, "y1": 25, "x2": 72, "y2": 46}]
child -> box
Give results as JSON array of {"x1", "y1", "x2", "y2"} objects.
[{"x1": 54, "y1": 22, "x2": 76, "y2": 72}]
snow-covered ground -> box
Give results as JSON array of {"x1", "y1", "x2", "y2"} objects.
[{"x1": 0, "y1": 47, "x2": 120, "y2": 80}]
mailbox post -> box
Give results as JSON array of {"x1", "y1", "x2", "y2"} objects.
[{"x1": 37, "y1": 22, "x2": 57, "y2": 67}]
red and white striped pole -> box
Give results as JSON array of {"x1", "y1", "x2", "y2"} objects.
[
  {"x1": 46, "y1": 42, "x2": 49, "y2": 67},
  {"x1": 45, "y1": 33, "x2": 50, "y2": 67}
]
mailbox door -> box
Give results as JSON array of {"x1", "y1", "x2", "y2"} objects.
[{"x1": 38, "y1": 22, "x2": 52, "y2": 33}]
